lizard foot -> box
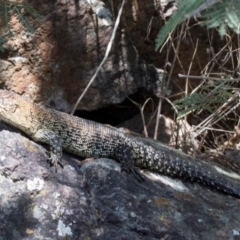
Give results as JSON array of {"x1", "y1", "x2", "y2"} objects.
[
  {"x1": 116, "y1": 144, "x2": 144, "y2": 183},
  {"x1": 33, "y1": 129, "x2": 63, "y2": 170}
]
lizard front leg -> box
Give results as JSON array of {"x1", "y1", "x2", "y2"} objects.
[
  {"x1": 32, "y1": 129, "x2": 62, "y2": 168},
  {"x1": 115, "y1": 144, "x2": 144, "y2": 182}
]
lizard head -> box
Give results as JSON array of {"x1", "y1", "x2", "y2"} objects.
[{"x1": 0, "y1": 90, "x2": 38, "y2": 134}]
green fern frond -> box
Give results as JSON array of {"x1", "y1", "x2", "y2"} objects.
[
  {"x1": 15, "y1": 5, "x2": 35, "y2": 32},
  {"x1": 155, "y1": 0, "x2": 240, "y2": 50},
  {"x1": 9, "y1": 2, "x2": 43, "y2": 33},
  {"x1": 0, "y1": 1, "x2": 42, "y2": 51},
  {"x1": 200, "y1": 1, "x2": 240, "y2": 36},
  {"x1": 0, "y1": 2, "x2": 10, "y2": 27},
  {"x1": 22, "y1": 2, "x2": 43, "y2": 21},
  {"x1": 155, "y1": 0, "x2": 204, "y2": 51},
  {"x1": 173, "y1": 80, "x2": 234, "y2": 118},
  {"x1": 0, "y1": 35, "x2": 6, "y2": 52}
]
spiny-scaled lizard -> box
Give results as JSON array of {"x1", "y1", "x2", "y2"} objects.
[{"x1": 0, "y1": 90, "x2": 240, "y2": 198}]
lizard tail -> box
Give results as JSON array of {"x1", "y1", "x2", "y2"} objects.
[{"x1": 132, "y1": 142, "x2": 240, "y2": 198}]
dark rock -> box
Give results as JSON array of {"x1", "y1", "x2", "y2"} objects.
[
  {"x1": 0, "y1": 122, "x2": 240, "y2": 239},
  {"x1": 0, "y1": 0, "x2": 166, "y2": 112}
]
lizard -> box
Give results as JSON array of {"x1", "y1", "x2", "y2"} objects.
[{"x1": 0, "y1": 89, "x2": 240, "y2": 198}]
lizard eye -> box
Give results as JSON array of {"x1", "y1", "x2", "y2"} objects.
[{"x1": 2, "y1": 102, "x2": 18, "y2": 113}]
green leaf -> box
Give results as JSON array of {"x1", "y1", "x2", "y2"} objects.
[
  {"x1": 218, "y1": 23, "x2": 226, "y2": 36},
  {"x1": 155, "y1": 0, "x2": 204, "y2": 50},
  {"x1": 173, "y1": 80, "x2": 234, "y2": 118},
  {"x1": 155, "y1": 0, "x2": 240, "y2": 50}
]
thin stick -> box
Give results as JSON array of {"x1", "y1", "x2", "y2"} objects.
[
  {"x1": 184, "y1": 39, "x2": 198, "y2": 121},
  {"x1": 154, "y1": 23, "x2": 185, "y2": 140},
  {"x1": 178, "y1": 74, "x2": 240, "y2": 81},
  {"x1": 70, "y1": 0, "x2": 125, "y2": 115}
]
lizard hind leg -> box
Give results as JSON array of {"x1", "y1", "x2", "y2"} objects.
[
  {"x1": 32, "y1": 129, "x2": 63, "y2": 168},
  {"x1": 115, "y1": 144, "x2": 144, "y2": 182}
]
